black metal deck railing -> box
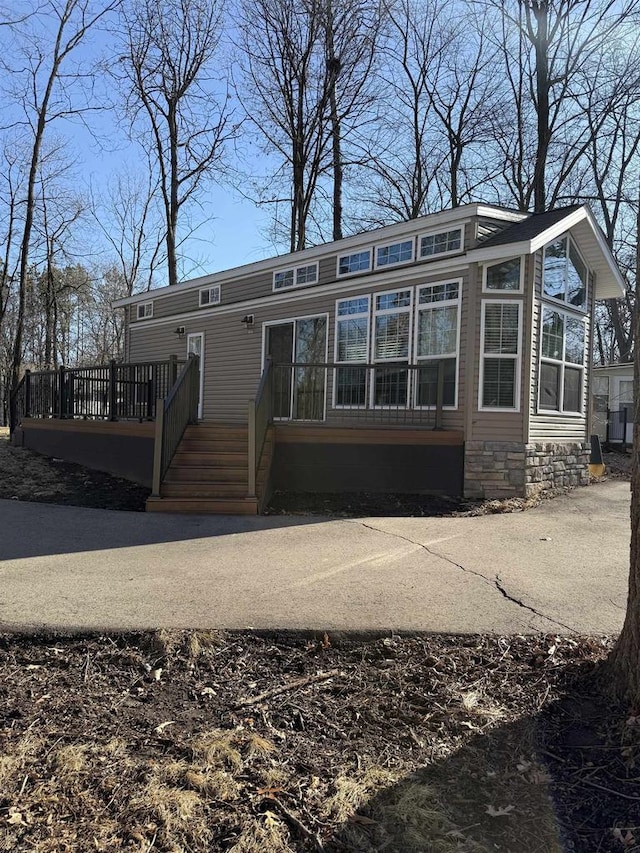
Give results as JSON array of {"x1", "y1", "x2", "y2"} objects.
[
  {"x1": 270, "y1": 361, "x2": 448, "y2": 427},
  {"x1": 10, "y1": 357, "x2": 183, "y2": 429}
]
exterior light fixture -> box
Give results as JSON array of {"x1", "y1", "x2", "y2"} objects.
[
  {"x1": 174, "y1": 326, "x2": 185, "y2": 336},
  {"x1": 241, "y1": 314, "x2": 254, "y2": 326}
]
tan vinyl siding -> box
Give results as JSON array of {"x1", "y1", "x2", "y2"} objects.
[
  {"x1": 128, "y1": 269, "x2": 472, "y2": 428},
  {"x1": 527, "y1": 248, "x2": 592, "y2": 443}
]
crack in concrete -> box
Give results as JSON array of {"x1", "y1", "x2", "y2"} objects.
[{"x1": 349, "y1": 519, "x2": 577, "y2": 633}]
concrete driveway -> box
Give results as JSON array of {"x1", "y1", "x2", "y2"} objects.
[{"x1": 0, "y1": 480, "x2": 630, "y2": 635}]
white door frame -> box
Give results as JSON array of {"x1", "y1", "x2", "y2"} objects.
[{"x1": 186, "y1": 332, "x2": 205, "y2": 419}]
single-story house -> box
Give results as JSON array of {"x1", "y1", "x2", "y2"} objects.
[
  {"x1": 592, "y1": 363, "x2": 634, "y2": 447},
  {"x1": 12, "y1": 202, "x2": 625, "y2": 514}
]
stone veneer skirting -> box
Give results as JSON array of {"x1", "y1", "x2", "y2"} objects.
[{"x1": 464, "y1": 440, "x2": 590, "y2": 499}]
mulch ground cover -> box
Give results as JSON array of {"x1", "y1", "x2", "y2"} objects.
[
  {"x1": 2, "y1": 631, "x2": 638, "y2": 853},
  {"x1": 1, "y1": 435, "x2": 637, "y2": 850}
]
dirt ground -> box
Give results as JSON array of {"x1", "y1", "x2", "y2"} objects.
[{"x1": 1, "y1": 431, "x2": 638, "y2": 851}]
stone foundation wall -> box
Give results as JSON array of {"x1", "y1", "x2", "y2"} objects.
[{"x1": 464, "y1": 440, "x2": 590, "y2": 499}]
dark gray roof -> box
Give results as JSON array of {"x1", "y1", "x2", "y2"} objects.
[{"x1": 479, "y1": 205, "x2": 583, "y2": 249}]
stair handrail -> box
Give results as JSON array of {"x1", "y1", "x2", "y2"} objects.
[
  {"x1": 248, "y1": 357, "x2": 273, "y2": 498},
  {"x1": 151, "y1": 354, "x2": 200, "y2": 496}
]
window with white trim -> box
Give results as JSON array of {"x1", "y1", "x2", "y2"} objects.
[
  {"x1": 480, "y1": 301, "x2": 521, "y2": 410},
  {"x1": 337, "y1": 250, "x2": 371, "y2": 276},
  {"x1": 538, "y1": 307, "x2": 585, "y2": 413},
  {"x1": 273, "y1": 262, "x2": 318, "y2": 291},
  {"x1": 199, "y1": 285, "x2": 221, "y2": 307},
  {"x1": 414, "y1": 281, "x2": 460, "y2": 407},
  {"x1": 334, "y1": 296, "x2": 370, "y2": 407},
  {"x1": 373, "y1": 289, "x2": 412, "y2": 406},
  {"x1": 419, "y1": 227, "x2": 462, "y2": 259},
  {"x1": 484, "y1": 257, "x2": 522, "y2": 292},
  {"x1": 375, "y1": 239, "x2": 413, "y2": 268},
  {"x1": 543, "y1": 236, "x2": 587, "y2": 309},
  {"x1": 136, "y1": 301, "x2": 153, "y2": 320}
]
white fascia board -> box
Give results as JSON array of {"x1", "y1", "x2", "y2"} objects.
[
  {"x1": 113, "y1": 202, "x2": 524, "y2": 309},
  {"x1": 470, "y1": 241, "x2": 531, "y2": 263}
]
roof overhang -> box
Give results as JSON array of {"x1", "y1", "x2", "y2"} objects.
[{"x1": 470, "y1": 205, "x2": 625, "y2": 300}]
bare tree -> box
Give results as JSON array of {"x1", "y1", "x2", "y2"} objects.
[
  {"x1": 0, "y1": 0, "x2": 118, "y2": 397},
  {"x1": 90, "y1": 166, "x2": 164, "y2": 296},
  {"x1": 491, "y1": 0, "x2": 640, "y2": 213},
  {"x1": 237, "y1": 0, "x2": 379, "y2": 250},
  {"x1": 117, "y1": 0, "x2": 234, "y2": 288}
]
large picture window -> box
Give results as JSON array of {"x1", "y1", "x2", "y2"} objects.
[
  {"x1": 414, "y1": 281, "x2": 460, "y2": 407},
  {"x1": 373, "y1": 289, "x2": 412, "y2": 406},
  {"x1": 538, "y1": 307, "x2": 585, "y2": 413},
  {"x1": 480, "y1": 301, "x2": 521, "y2": 410},
  {"x1": 334, "y1": 296, "x2": 370, "y2": 407},
  {"x1": 543, "y1": 236, "x2": 587, "y2": 309}
]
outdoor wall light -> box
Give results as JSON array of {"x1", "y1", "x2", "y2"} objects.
[
  {"x1": 241, "y1": 314, "x2": 254, "y2": 326},
  {"x1": 174, "y1": 326, "x2": 185, "y2": 337}
]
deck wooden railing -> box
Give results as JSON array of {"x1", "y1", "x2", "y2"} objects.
[
  {"x1": 247, "y1": 357, "x2": 273, "y2": 499},
  {"x1": 9, "y1": 357, "x2": 182, "y2": 430},
  {"x1": 151, "y1": 354, "x2": 200, "y2": 496},
  {"x1": 269, "y1": 360, "x2": 447, "y2": 428}
]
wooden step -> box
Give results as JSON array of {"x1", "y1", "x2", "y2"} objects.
[
  {"x1": 160, "y1": 482, "x2": 249, "y2": 498},
  {"x1": 164, "y1": 465, "x2": 248, "y2": 483},
  {"x1": 184, "y1": 424, "x2": 248, "y2": 439},
  {"x1": 146, "y1": 496, "x2": 258, "y2": 515},
  {"x1": 178, "y1": 440, "x2": 249, "y2": 454},
  {"x1": 172, "y1": 451, "x2": 248, "y2": 467}
]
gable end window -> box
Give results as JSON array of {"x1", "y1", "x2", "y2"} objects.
[
  {"x1": 480, "y1": 300, "x2": 522, "y2": 410},
  {"x1": 375, "y1": 239, "x2": 414, "y2": 269},
  {"x1": 543, "y1": 236, "x2": 587, "y2": 309},
  {"x1": 199, "y1": 285, "x2": 221, "y2": 307},
  {"x1": 337, "y1": 250, "x2": 371, "y2": 276},
  {"x1": 484, "y1": 257, "x2": 523, "y2": 292},
  {"x1": 137, "y1": 302, "x2": 153, "y2": 320},
  {"x1": 273, "y1": 263, "x2": 319, "y2": 291},
  {"x1": 538, "y1": 307, "x2": 585, "y2": 413},
  {"x1": 419, "y1": 227, "x2": 463, "y2": 259}
]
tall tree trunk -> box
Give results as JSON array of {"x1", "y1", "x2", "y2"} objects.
[
  {"x1": 167, "y1": 101, "x2": 179, "y2": 289},
  {"x1": 607, "y1": 200, "x2": 640, "y2": 702},
  {"x1": 532, "y1": 1, "x2": 550, "y2": 213},
  {"x1": 325, "y1": 0, "x2": 343, "y2": 242}
]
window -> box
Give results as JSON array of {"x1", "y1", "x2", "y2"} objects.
[
  {"x1": 543, "y1": 236, "x2": 588, "y2": 309},
  {"x1": 273, "y1": 263, "x2": 318, "y2": 291},
  {"x1": 484, "y1": 257, "x2": 522, "y2": 292},
  {"x1": 375, "y1": 239, "x2": 413, "y2": 269},
  {"x1": 334, "y1": 296, "x2": 370, "y2": 407},
  {"x1": 373, "y1": 289, "x2": 412, "y2": 406},
  {"x1": 480, "y1": 301, "x2": 521, "y2": 410},
  {"x1": 419, "y1": 227, "x2": 463, "y2": 259},
  {"x1": 538, "y1": 307, "x2": 585, "y2": 413},
  {"x1": 199, "y1": 285, "x2": 221, "y2": 307},
  {"x1": 414, "y1": 281, "x2": 460, "y2": 407},
  {"x1": 592, "y1": 375, "x2": 609, "y2": 417},
  {"x1": 337, "y1": 250, "x2": 371, "y2": 276},
  {"x1": 136, "y1": 302, "x2": 153, "y2": 320}
]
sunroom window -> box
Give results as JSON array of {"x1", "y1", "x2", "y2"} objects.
[
  {"x1": 419, "y1": 227, "x2": 462, "y2": 258},
  {"x1": 373, "y1": 289, "x2": 411, "y2": 406},
  {"x1": 338, "y1": 250, "x2": 371, "y2": 276},
  {"x1": 543, "y1": 236, "x2": 587, "y2": 309},
  {"x1": 375, "y1": 239, "x2": 413, "y2": 268},
  {"x1": 480, "y1": 301, "x2": 521, "y2": 409},
  {"x1": 484, "y1": 257, "x2": 522, "y2": 291},
  {"x1": 415, "y1": 281, "x2": 460, "y2": 407},
  {"x1": 539, "y1": 307, "x2": 585, "y2": 413},
  {"x1": 335, "y1": 296, "x2": 370, "y2": 406}
]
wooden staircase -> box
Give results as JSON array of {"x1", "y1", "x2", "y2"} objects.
[{"x1": 146, "y1": 423, "x2": 272, "y2": 515}]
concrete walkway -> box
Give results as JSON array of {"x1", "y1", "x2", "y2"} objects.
[{"x1": 0, "y1": 480, "x2": 630, "y2": 635}]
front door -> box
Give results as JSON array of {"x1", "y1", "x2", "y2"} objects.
[
  {"x1": 265, "y1": 317, "x2": 327, "y2": 420},
  {"x1": 187, "y1": 332, "x2": 204, "y2": 419}
]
